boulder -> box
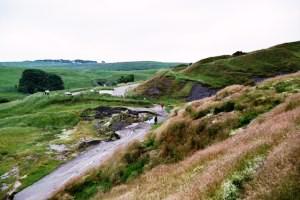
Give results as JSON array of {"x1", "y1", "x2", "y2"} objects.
[{"x1": 78, "y1": 140, "x2": 102, "y2": 150}]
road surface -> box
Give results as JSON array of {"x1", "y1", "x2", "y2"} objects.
[{"x1": 73, "y1": 83, "x2": 140, "y2": 97}]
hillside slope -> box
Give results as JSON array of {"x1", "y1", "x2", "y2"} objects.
[
  {"x1": 135, "y1": 41, "x2": 300, "y2": 100},
  {"x1": 56, "y1": 72, "x2": 300, "y2": 200}
]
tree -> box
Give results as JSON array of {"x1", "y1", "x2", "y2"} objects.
[
  {"x1": 47, "y1": 74, "x2": 64, "y2": 91},
  {"x1": 232, "y1": 51, "x2": 247, "y2": 56},
  {"x1": 18, "y1": 69, "x2": 64, "y2": 94},
  {"x1": 118, "y1": 74, "x2": 134, "y2": 84}
]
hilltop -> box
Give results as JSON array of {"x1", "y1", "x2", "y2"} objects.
[{"x1": 135, "y1": 41, "x2": 300, "y2": 100}]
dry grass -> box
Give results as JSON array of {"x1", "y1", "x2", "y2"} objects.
[
  {"x1": 243, "y1": 132, "x2": 300, "y2": 200},
  {"x1": 92, "y1": 92, "x2": 300, "y2": 200},
  {"x1": 54, "y1": 72, "x2": 300, "y2": 200}
]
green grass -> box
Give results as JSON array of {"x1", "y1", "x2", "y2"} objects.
[
  {"x1": 184, "y1": 41, "x2": 300, "y2": 88},
  {"x1": 0, "y1": 91, "x2": 152, "y2": 198},
  {"x1": 0, "y1": 66, "x2": 158, "y2": 101},
  {"x1": 136, "y1": 41, "x2": 300, "y2": 99},
  {"x1": 20, "y1": 159, "x2": 62, "y2": 189}
]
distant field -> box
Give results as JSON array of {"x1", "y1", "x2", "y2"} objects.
[
  {"x1": 0, "y1": 61, "x2": 180, "y2": 71},
  {"x1": 0, "y1": 67, "x2": 159, "y2": 101}
]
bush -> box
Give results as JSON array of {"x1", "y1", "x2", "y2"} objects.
[
  {"x1": 238, "y1": 111, "x2": 259, "y2": 127},
  {"x1": 0, "y1": 97, "x2": 9, "y2": 104},
  {"x1": 232, "y1": 51, "x2": 247, "y2": 56},
  {"x1": 120, "y1": 158, "x2": 148, "y2": 182},
  {"x1": 213, "y1": 101, "x2": 235, "y2": 114},
  {"x1": 118, "y1": 74, "x2": 134, "y2": 84},
  {"x1": 18, "y1": 69, "x2": 64, "y2": 93}
]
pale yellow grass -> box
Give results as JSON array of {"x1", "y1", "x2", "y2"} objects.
[
  {"x1": 93, "y1": 93, "x2": 300, "y2": 200},
  {"x1": 243, "y1": 132, "x2": 300, "y2": 200}
]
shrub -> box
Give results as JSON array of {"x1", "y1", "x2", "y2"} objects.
[
  {"x1": 213, "y1": 101, "x2": 235, "y2": 114},
  {"x1": 238, "y1": 111, "x2": 258, "y2": 127},
  {"x1": 232, "y1": 51, "x2": 247, "y2": 56},
  {"x1": 71, "y1": 175, "x2": 112, "y2": 200},
  {"x1": 274, "y1": 79, "x2": 300, "y2": 93},
  {"x1": 119, "y1": 157, "x2": 148, "y2": 182},
  {"x1": 18, "y1": 69, "x2": 64, "y2": 93},
  {"x1": 186, "y1": 105, "x2": 211, "y2": 119},
  {"x1": 118, "y1": 74, "x2": 134, "y2": 84},
  {"x1": 0, "y1": 97, "x2": 9, "y2": 104}
]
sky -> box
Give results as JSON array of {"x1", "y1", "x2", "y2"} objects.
[{"x1": 0, "y1": 0, "x2": 299, "y2": 63}]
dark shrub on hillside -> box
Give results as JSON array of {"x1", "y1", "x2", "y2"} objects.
[
  {"x1": 238, "y1": 111, "x2": 258, "y2": 127},
  {"x1": 118, "y1": 74, "x2": 134, "y2": 84},
  {"x1": 232, "y1": 51, "x2": 247, "y2": 56},
  {"x1": 0, "y1": 97, "x2": 9, "y2": 104},
  {"x1": 213, "y1": 101, "x2": 235, "y2": 114},
  {"x1": 18, "y1": 69, "x2": 64, "y2": 93}
]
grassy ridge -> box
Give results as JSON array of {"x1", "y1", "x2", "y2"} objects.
[
  {"x1": 183, "y1": 41, "x2": 300, "y2": 87},
  {"x1": 135, "y1": 41, "x2": 300, "y2": 98}
]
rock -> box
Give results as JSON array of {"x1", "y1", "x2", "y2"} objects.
[
  {"x1": 81, "y1": 106, "x2": 156, "y2": 143},
  {"x1": 1, "y1": 183, "x2": 9, "y2": 191},
  {"x1": 57, "y1": 129, "x2": 75, "y2": 140},
  {"x1": 49, "y1": 144, "x2": 68, "y2": 153},
  {"x1": 78, "y1": 140, "x2": 102, "y2": 150},
  {"x1": 104, "y1": 132, "x2": 120, "y2": 142},
  {"x1": 1, "y1": 167, "x2": 19, "y2": 180}
]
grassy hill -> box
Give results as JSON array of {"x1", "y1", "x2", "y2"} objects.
[
  {"x1": 135, "y1": 41, "x2": 300, "y2": 99},
  {"x1": 56, "y1": 72, "x2": 300, "y2": 200}
]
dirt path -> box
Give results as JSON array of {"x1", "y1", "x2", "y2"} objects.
[
  {"x1": 73, "y1": 83, "x2": 140, "y2": 97},
  {"x1": 112, "y1": 83, "x2": 140, "y2": 96},
  {"x1": 14, "y1": 106, "x2": 167, "y2": 200}
]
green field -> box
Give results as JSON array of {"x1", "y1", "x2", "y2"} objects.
[{"x1": 0, "y1": 66, "x2": 158, "y2": 101}]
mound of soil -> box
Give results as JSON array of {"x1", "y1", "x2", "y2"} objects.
[{"x1": 187, "y1": 84, "x2": 217, "y2": 101}]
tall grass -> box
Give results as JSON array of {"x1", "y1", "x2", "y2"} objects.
[{"x1": 55, "y1": 72, "x2": 300, "y2": 200}]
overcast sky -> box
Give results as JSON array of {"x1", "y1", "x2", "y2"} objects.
[{"x1": 0, "y1": 0, "x2": 299, "y2": 62}]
